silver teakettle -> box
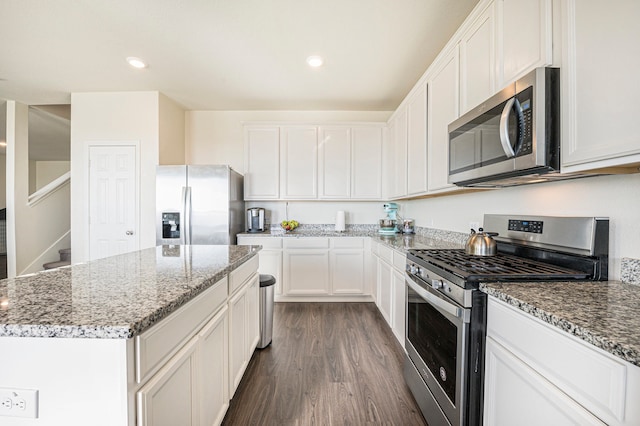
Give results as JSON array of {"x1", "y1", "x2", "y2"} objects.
[{"x1": 465, "y1": 228, "x2": 499, "y2": 256}]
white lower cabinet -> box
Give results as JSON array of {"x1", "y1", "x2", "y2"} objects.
[
  {"x1": 485, "y1": 297, "x2": 640, "y2": 426},
  {"x1": 391, "y1": 250, "x2": 406, "y2": 347},
  {"x1": 229, "y1": 273, "x2": 259, "y2": 396},
  {"x1": 330, "y1": 238, "x2": 366, "y2": 295},
  {"x1": 137, "y1": 338, "x2": 198, "y2": 426},
  {"x1": 198, "y1": 307, "x2": 229, "y2": 426},
  {"x1": 237, "y1": 236, "x2": 283, "y2": 295},
  {"x1": 376, "y1": 245, "x2": 394, "y2": 325}
]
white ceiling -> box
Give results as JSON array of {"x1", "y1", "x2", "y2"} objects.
[{"x1": 0, "y1": 0, "x2": 479, "y2": 111}]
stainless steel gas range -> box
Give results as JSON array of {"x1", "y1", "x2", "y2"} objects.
[{"x1": 403, "y1": 215, "x2": 609, "y2": 426}]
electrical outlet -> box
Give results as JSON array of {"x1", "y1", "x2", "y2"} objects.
[
  {"x1": 469, "y1": 221, "x2": 480, "y2": 232},
  {"x1": 0, "y1": 388, "x2": 38, "y2": 418}
]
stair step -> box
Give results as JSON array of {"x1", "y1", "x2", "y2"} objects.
[
  {"x1": 59, "y1": 248, "x2": 71, "y2": 262},
  {"x1": 43, "y1": 260, "x2": 71, "y2": 270}
]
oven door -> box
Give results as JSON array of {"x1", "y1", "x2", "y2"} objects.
[{"x1": 405, "y1": 272, "x2": 471, "y2": 426}]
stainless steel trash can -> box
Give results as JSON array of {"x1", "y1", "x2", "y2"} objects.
[{"x1": 258, "y1": 274, "x2": 275, "y2": 349}]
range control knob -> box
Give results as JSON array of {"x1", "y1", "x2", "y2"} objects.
[{"x1": 431, "y1": 279, "x2": 444, "y2": 290}]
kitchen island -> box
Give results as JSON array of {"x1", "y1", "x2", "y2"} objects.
[{"x1": 0, "y1": 244, "x2": 261, "y2": 426}]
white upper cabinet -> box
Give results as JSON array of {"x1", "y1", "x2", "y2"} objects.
[
  {"x1": 392, "y1": 107, "x2": 408, "y2": 198},
  {"x1": 244, "y1": 126, "x2": 280, "y2": 200},
  {"x1": 560, "y1": 0, "x2": 640, "y2": 172},
  {"x1": 318, "y1": 127, "x2": 351, "y2": 199},
  {"x1": 351, "y1": 126, "x2": 383, "y2": 199},
  {"x1": 280, "y1": 126, "x2": 318, "y2": 199},
  {"x1": 406, "y1": 82, "x2": 428, "y2": 195},
  {"x1": 496, "y1": 0, "x2": 553, "y2": 88},
  {"x1": 460, "y1": 2, "x2": 496, "y2": 114},
  {"x1": 427, "y1": 45, "x2": 460, "y2": 193}
]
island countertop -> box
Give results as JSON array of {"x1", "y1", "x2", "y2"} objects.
[{"x1": 0, "y1": 245, "x2": 260, "y2": 339}]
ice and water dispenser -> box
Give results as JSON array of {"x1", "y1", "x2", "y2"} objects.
[{"x1": 162, "y1": 212, "x2": 181, "y2": 239}]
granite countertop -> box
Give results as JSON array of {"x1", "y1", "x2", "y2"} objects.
[
  {"x1": 0, "y1": 245, "x2": 260, "y2": 339},
  {"x1": 481, "y1": 281, "x2": 640, "y2": 367},
  {"x1": 238, "y1": 224, "x2": 466, "y2": 253}
]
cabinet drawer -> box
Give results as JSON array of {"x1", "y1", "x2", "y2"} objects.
[
  {"x1": 330, "y1": 237, "x2": 364, "y2": 249},
  {"x1": 377, "y1": 244, "x2": 393, "y2": 264},
  {"x1": 487, "y1": 298, "x2": 627, "y2": 423},
  {"x1": 393, "y1": 251, "x2": 406, "y2": 271},
  {"x1": 238, "y1": 236, "x2": 282, "y2": 249},
  {"x1": 135, "y1": 277, "x2": 228, "y2": 384},
  {"x1": 283, "y1": 237, "x2": 329, "y2": 249},
  {"x1": 229, "y1": 255, "x2": 259, "y2": 295}
]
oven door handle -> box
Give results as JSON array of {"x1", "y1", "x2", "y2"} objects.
[{"x1": 405, "y1": 273, "x2": 465, "y2": 320}]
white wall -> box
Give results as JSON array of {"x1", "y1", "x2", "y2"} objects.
[
  {"x1": 70, "y1": 92, "x2": 161, "y2": 262},
  {"x1": 35, "y1": 161, "x2": 70, "y2": 191},
  {"x1": 0, "y1": 154, "x2": 6, "y2": 210},
  {"x1": 403, "y1": 173, "x2": 640, "y2": 280},
  {"x1": 185, "y1": 110, "x2": 392, "y2": 172},
  {"x1": 159, "y1": 93, "x2": 186, "y2": 165}
]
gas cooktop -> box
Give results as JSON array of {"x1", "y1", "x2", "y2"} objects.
[{"x1": 407, "y1": 248, "x2": 590, "y2": 282}]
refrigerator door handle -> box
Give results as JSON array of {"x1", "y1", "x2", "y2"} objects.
[{"x1": 182, "y1": 186, "x2": 192, "y2": 245}]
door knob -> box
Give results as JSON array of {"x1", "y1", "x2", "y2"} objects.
[{"x1": 126, "y1": 230, "x2": 134, "y2": 236}]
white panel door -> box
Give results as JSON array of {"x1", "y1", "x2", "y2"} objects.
[
  {"x1": 198, "y1": 306, "x2": 229, "y2": 426},
  {"x1": 89, "y1": 145, "x2": 138, "y2": 261},
  {"x1": 283, "y1": 250, "x2": 330, "y2": 295},
  {"x1": 318, "y1": 127, "x2": 351, "y2": 199},
  {"x1": 228, "y1": 286, "x2": 247, "y2": 396},
  {"x1": 391, "y1": 269, "x2": 406, "y2": 346},
  {"x1": 376, "y1": 258, "x2": 392, "y2": 325},
  {"x1": 330, "y1": 250, "x2": 365, "y2": 294},
  {"x1": 393, "y1": 108, "x2": 408, "y2": 198}
]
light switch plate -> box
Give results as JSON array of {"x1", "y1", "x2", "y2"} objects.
[{"x1": 0, "y1": 388, "x2": 38, "y2": 418}]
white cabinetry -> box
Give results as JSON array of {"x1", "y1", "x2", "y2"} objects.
[
  {"x1": 238, "y1": 236, "x2": 283, "y2": 295},
  {"x1": 244, "y1": 126, "x2": 280, "y2": 200},
  {"x1": 427, "y1": 45, "x2": 459, "y2": 193},
  {"x1": 198, "y1": 306, "x2": 229, "y2": 426},
  {"x1": 330, "y1": 238, "x2": 365, "y2": 294},
  {"x1": 485, "y1": 297, "x2": 640, "y2": 426},
  {"x1": 318, "y1": 127, "x2": 351, "y2": 199},
  {"x1": 283, "y1": 238, "x2": 330, "y2": 295},
  {"x1": 460, "y1": 2, "x2": 495, "y2": 114},
  {"x1": 280, "y1": 126, "x2": 318, "y2": 199},
  {"x1": 137, "y1": 338, "x2": 198, "y2": 426},
  {"x1": 406, "y1": 83, "x2": 428, "y2": 195},
  {"x1": 376, "y1": 245, "x2": 393, "y2": 325},
  {"x1": 560, "y1": 0, "x2": 640, "y2": 172},
  {"x1": 496, "y1": 0, "x2": 552, "y2": 88},
  {"x1": 391, "y1": 251, "x2": 406, "y2": 347},
  {"x1": 372, "y1": 241, "x2": 406, "y2": 347},
  {"x1": 351, "y1": 126, "x2": 383, "y2": 199},
  {"x1": 392, "y1": 108, "x2": 408, "y2": 198}
]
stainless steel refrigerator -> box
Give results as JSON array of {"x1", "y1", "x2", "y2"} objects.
[{"x1": 156, "y1": 165, "x2": 245, "y2": 245}]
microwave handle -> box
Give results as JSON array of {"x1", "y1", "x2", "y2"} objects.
[{"x1": 499, "y1": 97, "x2": 517, "y2": 158}]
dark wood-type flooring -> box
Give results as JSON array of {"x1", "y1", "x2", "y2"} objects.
[{"x1": 222, "y1": 302, "x2": 427, "y2": 425}]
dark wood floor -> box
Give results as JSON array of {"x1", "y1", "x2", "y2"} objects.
[{"x1": 222, "y1": 302, "x2": 427, "y2": 425}]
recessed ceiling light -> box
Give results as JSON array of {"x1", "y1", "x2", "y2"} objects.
[
  {"x1": 126, "y1": 57, "x2": 147, "y2": 69},
  {"x1": 306, "y1": 56, "x2": 324, "y2": 67}
]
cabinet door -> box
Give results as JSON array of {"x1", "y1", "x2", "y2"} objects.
[
  {"x1": 484, "y1": 337, "x2": 606, "y2": 426},
  {"x1": 280, "y1": 126, "x2": 318, "y2": 199},
  {"x1": 376, "y1": 258, "x2": 393, "y2": 325},
  {"x1": 228, "y1": 286, "x2": 247, "y2": 395},
  {"x1": 330, "y1": 249, "x2": 365, "y2": 294},
  {"x1": 391, "y1": 269, "x2": 406, "y2": 347},
  {"x1": 428, "y1": 45, "x2": 459, "y2": 192},
  {"x1": 406, "y1": 83, "x2": 428, "y2": 195},
  {"x1": 244, "y1": 126, "x2": 280, "y2": 200},
  {"x1": 560, "y1": 0, "x2": 640, "y2": 171},
  {"x1": 198, "y1": 307, "x2": 229, "y2": 426},
  {"x1": 392, "y1": 108, "x2": 408, "y2": 198},
  {"x1": 283, "y1": 249, "x2": 330, "y2": 295},
  {"x1": 258, "y1": 250, "x2": 283, "y2": 295},
  {"x1": 460, "y1": 2, "x2": 496, "y2": 114},
  {"x1": 352, "y1": 126, "x2": 383, "y2": 199},
  {"x1": 496, "y1": 0, "x2": 552, "y2": 88},
  {"x1": 137, "y1": 338, "x2": 198, "y2": 426},
  {"x1": 246, "y1": 274, "x2": 260, "y2": 353},
  {"x1": 318, "y1": 127, "x2": 351, "y2": 199}
]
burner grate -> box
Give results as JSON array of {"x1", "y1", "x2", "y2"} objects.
[{"x1": 408, "y1": 249, "x2": 590, "y2": 281}]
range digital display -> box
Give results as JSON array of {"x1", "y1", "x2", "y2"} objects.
[{"x1": 508, "y1": 219, "x2": 543, "y2": 234}]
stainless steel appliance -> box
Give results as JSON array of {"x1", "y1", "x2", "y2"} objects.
[
  {"x1": 404, "y1": 214, "x2": 609, "y2": 426},
  {"x1": 247, "y1": 207, "x2": 265, "y2": 233},
  {"x1": 448, "y1": 67, "x2": 561, "y2": 187},
  {"x1": 156, "y1": 165, "x2": 244, "y2": 245}
]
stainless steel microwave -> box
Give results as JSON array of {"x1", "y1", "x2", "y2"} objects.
[{"x1": 448, "y1": 67, "x2": 560, "y2": 187}]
